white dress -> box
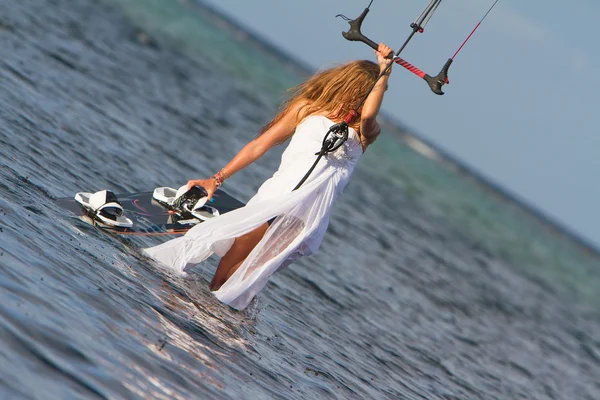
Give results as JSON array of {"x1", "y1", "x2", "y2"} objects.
[{"x1": 144, "y1": 115, "x2": 363, "y2": 310}]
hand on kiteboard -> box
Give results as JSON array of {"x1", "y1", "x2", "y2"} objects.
[{"x1": 187, "y1": 178, "x2": 217, "y2": 201}]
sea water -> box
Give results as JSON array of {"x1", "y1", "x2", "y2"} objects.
[{"x1": 1, "y1": 0, "x2": 599, "y2": 398}]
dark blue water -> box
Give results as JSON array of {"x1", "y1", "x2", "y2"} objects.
[{"x1": 1, "y1": 0, "x2": 599, "y2": 398}]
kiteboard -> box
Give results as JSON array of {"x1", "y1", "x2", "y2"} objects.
[{"x1": 58, "y1": 188, "x2": 245, "y2": 236}]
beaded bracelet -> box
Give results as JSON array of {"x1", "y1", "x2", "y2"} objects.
[{"x1": 212, "y1": 169, "x2": 226, "y2": 187}]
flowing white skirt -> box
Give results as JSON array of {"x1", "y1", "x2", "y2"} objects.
[{"x1": 144, "y1": 116, "x2": 363, "y2": 310}]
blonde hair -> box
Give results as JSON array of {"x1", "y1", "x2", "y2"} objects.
[{"x1": 261, "y1": 60, "x2": 379, "y2": 136}]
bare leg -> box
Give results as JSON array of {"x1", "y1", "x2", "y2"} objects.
[{"x1": 209, "y1": 223, "x2": 269, "y2": 291}]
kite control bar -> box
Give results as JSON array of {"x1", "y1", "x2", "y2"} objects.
[
  {"x1": 339, "y1": 4, "x2": 451, "y2": 95},
  {"x1": 338, "y1": 0, "x2": 501, "y2": 96}
]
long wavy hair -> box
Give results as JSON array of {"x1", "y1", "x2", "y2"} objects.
[{"x1": 261, "y1": 60, "x2": 380, "y2": 138}]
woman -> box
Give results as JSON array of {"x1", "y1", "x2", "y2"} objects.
[{"x1": 145, "y1": 43, "x2": 393, "y2": 310}]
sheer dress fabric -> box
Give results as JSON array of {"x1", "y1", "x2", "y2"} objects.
[{"x1": 144, "y1": 116, "x2": 363, "y2": 310}]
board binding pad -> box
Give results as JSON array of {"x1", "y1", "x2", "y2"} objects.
[
  {"x1": 59, "y1": 188, "x2": 245, "y2": 235},
  {"x1": 153, "y1": 185, "x2": 218, "y2": 221}
]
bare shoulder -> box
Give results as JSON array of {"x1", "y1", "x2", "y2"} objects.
[{"x1": 291, "y1": 98, "x2": 312, "y2": 116}]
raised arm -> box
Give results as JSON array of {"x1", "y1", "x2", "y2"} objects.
[
  {"x1": 187, "y1": 102, "x2": 303, "y2": 199},
  {"x1": 360, "y1": 43, "x2": 393, "y2": 147}
]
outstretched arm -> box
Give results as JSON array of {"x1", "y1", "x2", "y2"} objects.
[
  {"x1": 360, "y1": 42, "x2": 393, "y2": 147},
  {"x1": 187, "y1": 102, "x2": 303, "y2": 199}
]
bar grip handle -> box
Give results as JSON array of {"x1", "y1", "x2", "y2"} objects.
[{"x1": 341, "y1": 8, "x2": 393, "y2": 58}]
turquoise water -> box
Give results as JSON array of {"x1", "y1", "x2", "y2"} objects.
[
  {"x1": 2, "y1": 0, "x2": 599, "y2": 398},
  {"x1": 363, "y1": 133, "x2": 600, "y2": 305},
  {"x1": 107, "y1": 0, "x2": 303, "y2": 98}
]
